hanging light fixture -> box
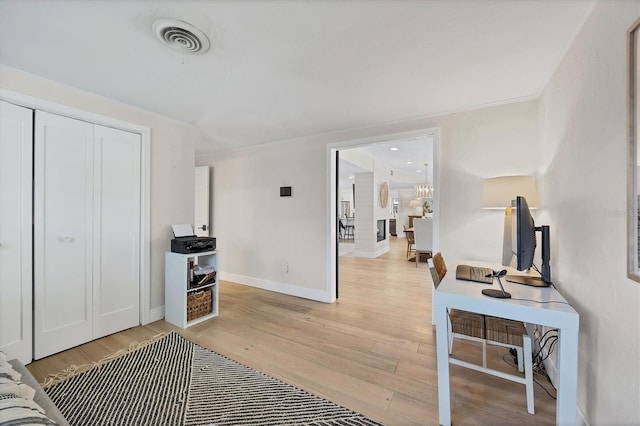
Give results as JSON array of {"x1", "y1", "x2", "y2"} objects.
[{"x1": 414, "y1": 163, "x2": 433, "y2": 198}]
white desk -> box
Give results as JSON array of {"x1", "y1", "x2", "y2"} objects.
[{"x1": 434, "y1": 260, "x2": 579, "y2": 425}]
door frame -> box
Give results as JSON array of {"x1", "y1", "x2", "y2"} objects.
[
  {"x1": 327, "y1": 127, "x2": 441, "y2": 301},
  {"x1": 0, "y1": 89, "x2": 153, "y2": 325}
]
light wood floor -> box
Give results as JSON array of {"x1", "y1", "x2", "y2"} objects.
[{"x1": 27, "y1": 237, "x2": 557, "y2": 425}]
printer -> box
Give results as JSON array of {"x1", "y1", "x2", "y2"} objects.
[{"x1": 171, "y1": 224, "x2": 216, "y2": 254}]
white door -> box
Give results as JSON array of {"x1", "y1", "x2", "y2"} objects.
[
  {"x1": 34, "y1": 111, "x2": 94, "y2": 359},
  {"x1": 92, "y1": 125, "x2": 141, "y2": 338},
  {"x1": 33, "y1": 113, "x2": 142, "y2": 358},
  {"x1": 0, "y1": 101, "x2": 33, "y2": 364},
  {"x1": 194, "y1": 166, "x2": 210, "y2": 237}
]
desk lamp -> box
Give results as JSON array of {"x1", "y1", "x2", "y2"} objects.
[{"x1": 482, "y1": 176, "x2": 538, "y2": 266}]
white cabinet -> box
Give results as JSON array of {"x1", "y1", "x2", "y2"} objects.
[
  {"x1": 165, "y1": 251, "x2": 218, "y2": 328},
  {"x1": 33, "y1": 111, "x2": 141, "y2": 359},
  {"x1": 0, "y1": 101, "x2": 33, "y2": 364}
]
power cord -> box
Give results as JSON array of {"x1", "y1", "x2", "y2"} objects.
[
  {"x1": 502, "y1": 328, "x2": 560, "y2": 400},
  {"x1": 509, "y1": 298, "x2": 571, "y2": 305}
]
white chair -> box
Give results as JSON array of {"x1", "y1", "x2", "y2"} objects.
[
  {"x1": 429, "y1": 253, "x2": 535, "y2": 415},
  {"x1": 412, "y1": 218, "x2": 433, "y2": 267}
]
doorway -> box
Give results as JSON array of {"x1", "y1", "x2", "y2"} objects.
[{"x1": 330, "y1": 128, "x2": 440, "y2": 300}]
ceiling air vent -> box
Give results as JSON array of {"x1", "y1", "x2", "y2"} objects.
[{"x1": 152, "y1": 18, "x2": 210, "y2": 55}]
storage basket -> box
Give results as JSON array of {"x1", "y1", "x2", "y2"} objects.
[
  {"x1": 449, "y1": 309, "x2": 485, "y2": 339},
  {"x1": 485, "y1": 316, "x2": 526, "y2": 346},
  {"x1": 187, "y1": 289, "x2": 212, "y2": 321}
]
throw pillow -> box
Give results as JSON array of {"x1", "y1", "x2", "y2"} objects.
[
  {"x1": 0, "y1": 377, "x2": 36, "y2": 400},
  {"x1": 0, "y1": 393, "x2": 56, "y2": 425},
  {"x1": 0, "y1": 364, "x2": 22, "y2": 381}
]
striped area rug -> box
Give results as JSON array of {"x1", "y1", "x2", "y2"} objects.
[{"x1": 44, "y1": 332, "x2": 384, "y2": 425}]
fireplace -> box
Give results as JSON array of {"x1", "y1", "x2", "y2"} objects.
[{"x1": 377, "y1": 220, "x2": 386, "y2": 242}]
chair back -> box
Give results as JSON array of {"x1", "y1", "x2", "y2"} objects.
[
  {"x1": 433, "y1": 252, "x2": 447, "y2": 282},
  {"x1": 413, "y1": 218, "x2": 433, "y2": 251},
  {"x1": 405, "y1": 230, "x2": 415, "y2": 244},
  {"x1": 428, "y1": 259, "x2": 441, "y2": 288},
  {"x1": 345, "y1": 217, "x2": 354, "y2": 227}
]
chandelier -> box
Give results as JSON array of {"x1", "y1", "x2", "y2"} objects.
[{"x1": 414, "y1": 163, "x2": 433, "y2": 198}]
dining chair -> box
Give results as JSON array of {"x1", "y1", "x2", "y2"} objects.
[
  {"x1": 412, "y1": 218, "x2": 433, "y2": 267},
  {"x1": 344, "y1": 216, "x2": 355, "y2": 240},
  {"x1": 429, "y1": 252, "x2": 535, "y2": 415},
  {"x1": 405, "y1": 230, "x2": 415, "y2": 259}
]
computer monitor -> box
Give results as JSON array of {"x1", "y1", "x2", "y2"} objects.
[{"x1": 505, "y1": 196, "x2": 552, "y2": 287}]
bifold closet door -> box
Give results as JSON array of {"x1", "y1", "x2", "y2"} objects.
[
  {"x1": 34, "y1": 112, "x2": 141, "y2": 359},
  {"x1": 34, "y1": 111, "x2": 94, "y2": 359},
  {"x1": 0, "y1": 101, "x2": 33, "y2": 364},
  {"x1": 92, "y1": 124, "x2": 140, "y2": 339}
]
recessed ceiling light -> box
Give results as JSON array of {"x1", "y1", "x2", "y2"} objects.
[
  {"x1": 406, "y1": 161, "x2": 413, "y2": 164},
  {"x1": 349, "y1": 175, "x2": 354, "y2": 179},
  {"x1": 417, "y1": 170, "x2": 422, "y2": 173},
  {"x1": 390, "y1": 147, "x2": 399, "y2": 151}
]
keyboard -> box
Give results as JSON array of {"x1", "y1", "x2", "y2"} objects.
[{"x1": 455, "y1": 264, "x2": 494, "y2": 284}]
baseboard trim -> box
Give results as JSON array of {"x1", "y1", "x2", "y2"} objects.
[
  {"x1": 353, "y1": 246, "x2": 390, "y2": 258},
  {"x1": 148, "y1": 306, "x2": 165, "y2": 323},
  {"x1": 220, "y1": 272, "x2": 334, "y2": 303}
]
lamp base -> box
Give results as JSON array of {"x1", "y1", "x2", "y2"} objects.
[{"x1": 481, "y1": 289, "x2": 512, "y2": 299}]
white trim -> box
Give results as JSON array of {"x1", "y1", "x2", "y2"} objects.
[
  {"x1": 327, "y1": 127, "x2": 441, "y2": 301},
  {"x1": 0, "y1": 89, "x2": 153, "y2": 328},
  {"x1": 148, "y1": 306, "x2": 165, "y2": 323},
  {"x1": 220, "y1": 272, "x2": 334, "y2": 303},
  {"x1": 353, "y1": 246, "x2": 390, "y2": 259},
  {"x1": 196, "y1": 95, "x2": 537, "y2": 159},
  {"x1": 0, "y1": 65, "x2": 197, "y2": 128}
]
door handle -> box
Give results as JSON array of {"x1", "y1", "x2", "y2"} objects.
[{"x1": 197, "y1": 224, "x2": 207, "y2": 231}]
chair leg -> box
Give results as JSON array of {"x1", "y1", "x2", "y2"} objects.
[
  {"x1": 523, "y1": 335, "x2": 535, "y2": 415},
  {"x1": 482, "y1": 339, "x2": 487, "y2": 368},
  {"x1": 447, "y1": 317, "x2": 455, "y2": 354},
  {"x1": 516, "y1": 346, "x2": 524, "y2": 372}
]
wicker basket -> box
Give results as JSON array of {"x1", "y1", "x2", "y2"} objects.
[
  {"x1": 449, "y1": 309, "x2": 485, "y2": 339},
  {"x1": 187, "y1": 289, "x2": 212, "y2": 321},
  {"x1": 485, "y1": 316, "x2": 526, "y2": 346}
]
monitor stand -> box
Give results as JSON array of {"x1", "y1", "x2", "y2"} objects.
[{"x1": 505, "y1": 275, "x2": 552, "y2": 287}]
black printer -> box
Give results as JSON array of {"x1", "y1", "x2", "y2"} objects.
[{"x1": 171, "y1": 224, "x2": 216, "y2": 254}]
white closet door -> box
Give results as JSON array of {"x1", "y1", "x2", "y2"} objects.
[
  {"x1": 0, "y1": 101, "x2": 33, "y2": 364},
  {"x1": 34, "y1": 111, "x2": 94, "y2": 359},
  {"x1": 92, "y1": 125, "x2": 140, "y2": 338},
  {"x1": 194, "y1": 166, "x2": 210, "y2": 236}
]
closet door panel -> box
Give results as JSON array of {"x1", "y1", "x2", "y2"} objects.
[
  {"x1": 34, "y1": 111, "x2": 94, "y2": 359},
  {"x1": 93, "y1": 125, "x2": 141, "y2": 338},
  {"x1": 0, "y1": 101, "x2": 33, "y2": 363}
]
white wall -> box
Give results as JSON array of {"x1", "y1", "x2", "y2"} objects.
[
  {"x1": 198, "y1": 99, "x2": 539, "y2": 304},
  {"x1": 352, "y1": 161, "x2": 391, "y2": 258},
  {"x1": 538, "y1": 1, "x2": 640, "y2": 423},
  {"x1": 436, "y1": 100, "x2": 540, "y2": 262},
  {"x1": 198, "y1": 138, "x2": 331, "y2": 301},
  {"x1": 0, "y1": 66, "x2": 200, "y2": 314}
]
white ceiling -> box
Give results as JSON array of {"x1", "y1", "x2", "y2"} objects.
[
  {"x1": 339, "y1": 135, "x2": 434, "y2": 192},
  {"x1": 0, "y1": 1, "x2": 593, "y2": 155}
]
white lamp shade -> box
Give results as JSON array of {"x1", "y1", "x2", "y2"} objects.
[{"x1": 482, "y1": 176, "x2": 538, "y2": 209}]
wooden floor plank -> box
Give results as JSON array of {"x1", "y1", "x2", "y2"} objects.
[{"x1": 27, "y1": 237, "x2": 556, "y2": 424}]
